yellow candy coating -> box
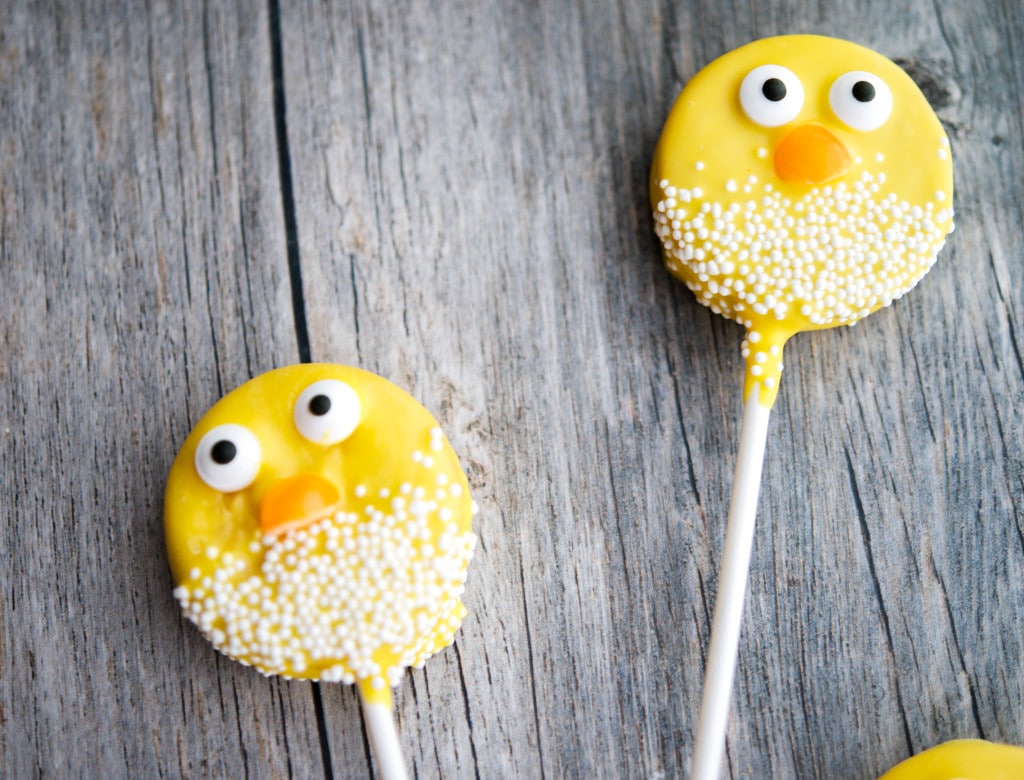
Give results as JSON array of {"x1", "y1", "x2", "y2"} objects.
[
  {"x1": 164, "y1": 364, "x2": 476, "y2": 705},
  {"x1": 879, "y1": 739, "x2": 1024, "y2": 779},
  {"x1": 651, "y1": 35, "x2": 954, "y2": 406}
]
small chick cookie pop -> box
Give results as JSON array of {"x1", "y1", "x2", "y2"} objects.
[
  {"x1": 164, "y1": 364, "x2": 477, "y2": 780},
  {"x1": 650, "y1": 36, "x2": 954, "y2": 779}
]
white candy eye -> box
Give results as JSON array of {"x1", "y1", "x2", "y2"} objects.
[
  {"x1": 294, "y1": 379, "x2": 361, "y2": 445},
  {"x1": 194, "y1": 424, "x2": 262, "y2": 492},
  {"x1": 829, "y1": 71, "x2": 893, "y2": 131},
  {"x1": 739, "y1": 64, "x2": 805, "y2": 127}
]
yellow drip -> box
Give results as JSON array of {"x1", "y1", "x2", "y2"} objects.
[
  {"x1": 358, "y1": 676, "x2": 393, "y2": 709},
  {"x1": 742, "y1": 327, "x2": 791, "y2": 408}
]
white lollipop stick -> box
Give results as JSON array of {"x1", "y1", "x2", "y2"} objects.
[
  {"x1": 360, "y1": 692, "x2": 410, "y2": 780},
  {"x1": 690, "y1": 390, "x2": 772, "y2": 780}
]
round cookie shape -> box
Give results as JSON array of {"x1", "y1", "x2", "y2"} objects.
[
  {"x1": 165, "y1": 364, "x2": 476, "y2": 702},
  {"x1": 651, "y1": 35, "x2": 954, "y2": 405}
]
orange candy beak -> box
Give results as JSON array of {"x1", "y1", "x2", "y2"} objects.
[
  {"x1": 773, "y1": 124, "x2": 852, "y2": 185},
  {"x1": 260, "y1": 473, "x2": 340, "y2": 537}
]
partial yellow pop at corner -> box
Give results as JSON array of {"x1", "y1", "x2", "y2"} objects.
[{"x1": 879, "y1": 739, "x2": 1024, "y2": 780}]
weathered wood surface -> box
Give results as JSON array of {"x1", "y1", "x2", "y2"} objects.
[{"x1": 2, "y1": 0, "x2": 1022, "y2": 777}]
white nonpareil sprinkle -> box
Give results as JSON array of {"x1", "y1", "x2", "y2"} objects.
[
  {"x1": 652, "y1": 174, "x2": 952, "y2": 329},
  {"x1": 178, "y1": 469, "x2": 475, "y2": 686}
]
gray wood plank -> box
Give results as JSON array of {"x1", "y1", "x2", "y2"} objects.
[
  {"x1": 0, "y1": 0, "x2": 328, "y2": 776},
  {"x1": 1, "y1": 0, "x2": 1022, "y2": 777}
]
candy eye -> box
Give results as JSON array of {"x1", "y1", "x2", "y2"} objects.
[
  {"x1": 739, "y1": 65, "x2": 805, "y2": 127},
  {"x1": 829, "y1": 71, "x2": 893, "y2": 131},
  {"x1": 293, "y1": 379, "x2": 361, "y2": 445},
  {"x1": 195, "y1": 424, "x2": 262, "y2": 492}
]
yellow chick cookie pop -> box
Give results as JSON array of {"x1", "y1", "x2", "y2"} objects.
[
  {"x1": 652, "y1": 34, "x2": 953, "y2": 407},
  {"x1": 165, "y1": 364, "x2": 477, "y2": 780},
  {"x1": 650, "y1": 36, "x2": 954, "y2": 780}
]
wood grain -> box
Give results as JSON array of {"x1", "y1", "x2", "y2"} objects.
[{"x1": 1, "y1": 0, "x2": 1022, "y2": 777}]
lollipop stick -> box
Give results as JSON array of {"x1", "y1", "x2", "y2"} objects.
[
  {"x1": 359, "y1": 686, "x2": 409, "y2": 780},
  {"x1": 690, "y1": 391, "x2": 772, "y2": 780}
]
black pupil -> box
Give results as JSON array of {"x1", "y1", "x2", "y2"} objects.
[
  {"x1": 762, "y1": 78, "x2": 787, "y2": 102},
  {"x1": 309, "y1": 394, "x2": 332, "y2": 416},
  {"x1": 852, "y1": 80, "x2": 876, "y2": 102},
  {"x1": 211, "y1": 440, "x2": 237, "y2": 465}
]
